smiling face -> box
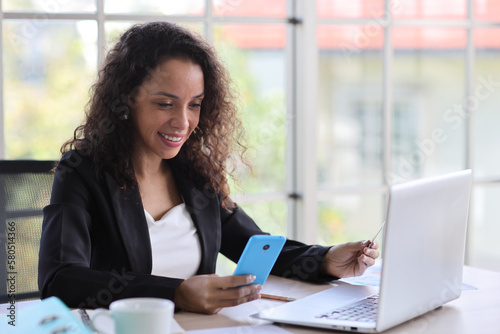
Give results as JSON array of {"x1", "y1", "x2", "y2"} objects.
[{"x1": 130, "y1": 58, "x2": 204, "y2": 162}]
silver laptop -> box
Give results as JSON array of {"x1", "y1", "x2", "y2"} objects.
[{"x1": 253, "y1": 170, "x2": 472, "y2": 333}]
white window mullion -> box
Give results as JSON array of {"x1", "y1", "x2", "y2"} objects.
[
  {"x1": 204, "y1": 0, "x2": 213, "y2": 44},
  {"x1": 97, "y1": 0, "x2": 105, "y2": 68},
  {"x1": 465, "y1": 0, "x2": 474, "y2": 171},
  {"x1": 286, "y1": 0, "x2": 299, "y2": 240},
  {"x1": 294, "y1": 0, "x2": 318, "y2": 244},
  {"x1": 383, "y1": 0, "x2": 393, "y2": 186},
  {"x1": 464, "y1": 0, "x2": 475, "y2": 266}
]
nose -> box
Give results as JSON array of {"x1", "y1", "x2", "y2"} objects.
[{"x1": 170, "y1": 106, "x2": 189, "y2": 129}]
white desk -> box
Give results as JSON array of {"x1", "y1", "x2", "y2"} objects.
[
  {"x1": 1, "y1": 266, "x2": 499, "y2": 333},
  {"x1": 175, "y1": 266, "x2": 500, "y2": 333}
]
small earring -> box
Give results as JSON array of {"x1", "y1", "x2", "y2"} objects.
[{"x1": 120, "y1": 111, "x2": 129, "y2": 120}]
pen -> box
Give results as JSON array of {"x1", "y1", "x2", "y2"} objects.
[
  {"x1": 260, "y1": 293, "x2": 296, "y2": 302},
  {"x1": 368, "y1": 221, "x2": 385, "y2": 249},
  {"x1": 78, "y1": 309, "x2": 99, "y2": 333}
]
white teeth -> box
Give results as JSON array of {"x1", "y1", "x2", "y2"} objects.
[{"x1": 159, "y1": 132, "x2": 182, "y2": 142}]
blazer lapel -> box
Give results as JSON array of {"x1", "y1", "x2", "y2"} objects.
[
  {"x1": 105, "y1": 173, "x2": 153, "y2": 274},
  {"x1": 169, "y1": 161, "x2": 221, "y2": 274}
]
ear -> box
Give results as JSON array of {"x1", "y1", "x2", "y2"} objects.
[
  {"x1": 117, "y1": 94, "x2": 132, "y2": 120},
  {"x1": 127, "y1": 91, "x2": 137, "y2": 108}
]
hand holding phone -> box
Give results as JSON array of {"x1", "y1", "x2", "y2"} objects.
[{"x1": 233, "y1": 235, "x2": 286, "y2": 286}]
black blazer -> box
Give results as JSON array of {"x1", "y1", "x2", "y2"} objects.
[{"x1": 38, "y1": 150, "x2": 335, "y2": 309}]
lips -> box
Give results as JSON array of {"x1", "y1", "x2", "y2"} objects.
[
  {"x1": 159, "y1": 132, "x2": 182, "y2": 142},
  {"x1": 158, "y1": 131, "x2": 185, "y2": 148}
]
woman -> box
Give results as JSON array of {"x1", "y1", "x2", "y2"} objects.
[{"x1": 38, "y1": 21, "x2": 379, "y2": 314}]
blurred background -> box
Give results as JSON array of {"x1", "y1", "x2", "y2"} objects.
[{"x1": 1, "y1": 0, "x2": 499, "y2": 273}]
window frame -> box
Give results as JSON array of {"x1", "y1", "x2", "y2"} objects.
[
  {"x1": 1, "y1": 0, "x2": 500, "y2": 269},
  {"x1": 0, "y1": 0, "x2": 301, "y2": 238}
]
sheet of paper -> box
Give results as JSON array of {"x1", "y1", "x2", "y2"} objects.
[
  {"x1": 339, "y1": 260, "x2": 383, "y2": 287},
  {"x1": 187, "y1": 324, "x2": 292, "y2": 334},
  {"x1": 340, "y1": 260, "x2": 477, "y2": 290}
]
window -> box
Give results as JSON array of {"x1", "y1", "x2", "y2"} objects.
[
  {"x1": 315, "y1": 0, "x2": 500, "y2": 271},
  {"x1": 213, "y1": 23, "x2": 288, "y2": 237},
  {"x1": 1, "y1": 0, "x2": 499, "y2": 272}
]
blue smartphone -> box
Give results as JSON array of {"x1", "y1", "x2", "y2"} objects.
[{"x1": 233, "y1": 235, "x2": 286, "y2": 286}]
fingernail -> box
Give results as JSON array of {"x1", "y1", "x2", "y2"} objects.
[
  {"x1": 256, "y1": 284, "x2": 263, "y2": 291},
  {"x1": 249, "y1": 275, "x2": 256, "y2": 282}
]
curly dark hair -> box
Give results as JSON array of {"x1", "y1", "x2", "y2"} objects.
[{"x1": 61, "y1": 21, "x2": 245, "y2": 208}]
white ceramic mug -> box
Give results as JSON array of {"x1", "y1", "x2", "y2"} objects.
[{"x1": 91, "y1": 298, "x2": 174, "y2": 334}]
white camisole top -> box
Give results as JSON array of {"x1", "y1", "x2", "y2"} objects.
[{"x1": 144, "y1": 203, "x2": 202, "y2": 279}]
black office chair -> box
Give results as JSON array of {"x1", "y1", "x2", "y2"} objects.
[{"x1": 0, "y1": 160, "x2": 55, "y2": 303}]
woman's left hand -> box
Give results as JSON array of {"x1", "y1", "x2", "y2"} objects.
[{"x1": 321, "y1": 240, "x2": 380, "y2": 278}]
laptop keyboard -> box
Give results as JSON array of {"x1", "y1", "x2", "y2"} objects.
[{"x1": 315, "y1": 295, "x2": 379, "y2": 323}]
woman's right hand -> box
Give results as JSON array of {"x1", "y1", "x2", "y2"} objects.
[{"x1": 173, "y1": 274, "x2": 262, "y2": 314}]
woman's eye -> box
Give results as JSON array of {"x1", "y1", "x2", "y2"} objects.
[
  {"x1": 190, "y1": 103, "x2": 202, "y2": 109},
  {"x1": 158, "y1": 102, "x2": 172, "y2": 108}
]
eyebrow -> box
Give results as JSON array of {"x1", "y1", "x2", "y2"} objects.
[{"x1": 152, "y1": 91, "x2": 204, "y2": 99}]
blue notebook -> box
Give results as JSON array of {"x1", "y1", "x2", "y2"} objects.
[{"x1": 0, "y1": 297, "x2": 92, "y2": 334}]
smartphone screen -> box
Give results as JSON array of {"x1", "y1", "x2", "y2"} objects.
[{"x1": 233, "y1": 235, "x2": 286, "y2": 286}]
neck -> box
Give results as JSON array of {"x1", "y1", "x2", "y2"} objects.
[{"x1": 131, "y1": 151, "x2": 166, "y2": 180}]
